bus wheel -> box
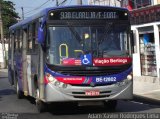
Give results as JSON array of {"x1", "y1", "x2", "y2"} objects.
[
  {"x1": 35, "y1": 89, "x2": 46, "y2": 113},
  {"x1": 16, "y1": 81, "x2": 24, "y2": 99},
  {"x1": 104, "y1": 100, "x2": 117, "y2": 111}
]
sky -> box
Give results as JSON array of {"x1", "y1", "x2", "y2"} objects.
[{"x1": 7, "y1": 0, "x2": 88, "y2": 19}]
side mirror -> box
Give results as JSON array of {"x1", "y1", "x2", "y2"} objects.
[{"x1": 38, "y1": 27, "x2": 44, "y2": 44}]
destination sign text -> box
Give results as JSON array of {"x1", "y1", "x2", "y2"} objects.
[{"x1": 60, "y1": 12, "x2": 118, "y2": 20}]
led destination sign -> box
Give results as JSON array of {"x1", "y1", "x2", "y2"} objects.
[
  {"x1": 60, "y1": 12, "x2": 117, "y2": 20},
  {"x1": 48, "y1": 8, "x2": 129, "y2": 20}
]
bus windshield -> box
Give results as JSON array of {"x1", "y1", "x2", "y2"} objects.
[{"x1": 46, "y1": 22, "x2": 130, "y2": 66}]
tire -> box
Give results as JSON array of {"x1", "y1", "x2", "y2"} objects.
[
  {"x1": 104, "y1": 100, "x2": 117, "y2": 111},
  {"x1": 16, "y1": 81, "x2": 24, "y2": 99},
  {"x1": 35, "y1": 89, "x2": 46, "y2": 113}
]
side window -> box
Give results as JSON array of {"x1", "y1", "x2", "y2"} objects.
[
  {"x1": 14, "y1": 29, "x2": 21, "y2": 53},
  {"x1": 17, "y1": 30, "x2": 21, "y2": 53},
  {"x1": 32, "y1": 22, "x2": 38, "y2": 53},
  {"x1": 19, "y1": 29, "x2": 23, "y2": 52},
  {"x1": 15, "y1": 30, "x2": 19, "y2": 52},
  {"x1": 8, "y1": 33, "x2": 12, "y2": 60},
  {"x1": 13, "y1": 32, "x2": 16, "y2": 53},
  {"x1": 8, "y1": 34, "x2": 11, "y2": 52},
  {"x1": 27, "y1": 22, "x2": 39, "y2": 54},
  {"x1": 27, "y1": 25, "x2": 33, "y2": 53}
]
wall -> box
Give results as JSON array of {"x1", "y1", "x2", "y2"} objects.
[
  {"x1": 88, "y1": 0, "x2": 121, "y2": 7},
  {"x1": 0, "y1": 44, "x2": 4, "y2": 63},
  {"x1": 131, "y1": 23, "x2": 160, "y2": 78},
  {"x1": 0, "y1": 43, "x2": 8, "y2": 68},
  {"x1": 157, "y1": 0, "x2": 160, "y2": 4}
]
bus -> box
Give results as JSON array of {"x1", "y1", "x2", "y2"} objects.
[{"x1": 8, "y1": 5, "x2": 133, "y2": 112}]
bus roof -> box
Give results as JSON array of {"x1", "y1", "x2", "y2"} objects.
[{"x1": 9, "y1": 5, "x2": 128, "y2": 30}]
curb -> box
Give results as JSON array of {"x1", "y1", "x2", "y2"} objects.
[
  {"x1": 133, "y1": 94, "x2": 160, "y2": 106},
  {"x1": 0, "y1": 69, "x2": 8, "y2": 78}
]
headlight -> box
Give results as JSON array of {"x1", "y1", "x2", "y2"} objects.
[
  {"x1": 48, "y1": 76, "x2": 55, "y2": 82},
  {"x1": 54, "y1": 81, "x2": 60, "y2": 86},
  {"x1": 46, "y1": 73, "x2": 56, "y2": 83},
  {"x1": 127, "y1": 74, "x2": 132, "y2": 80},
  {"x1": 62, "y1": 83, "x2": 68, "y2": 88},
  {"x1": 46, "y1": 73, "x2": 68, "y2": 88}
]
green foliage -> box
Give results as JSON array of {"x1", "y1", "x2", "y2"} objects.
[{"x1": 0, "y1": 0, "x2": 20, "y2": 37}]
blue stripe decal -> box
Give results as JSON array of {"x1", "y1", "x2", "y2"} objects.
[{"x1": 45, "y1": 65, "x2": 132, "y2": 84}]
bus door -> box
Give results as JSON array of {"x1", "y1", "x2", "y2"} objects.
[
  {"x1": 22, "y1": 28, "x2": 28, "y2": 96},
  {"x1": 26, "y1": 25, "x2": 33, "y2": 96},
  {"x1": 26, "y1": 23, "x2": 39, "y2": 97}
]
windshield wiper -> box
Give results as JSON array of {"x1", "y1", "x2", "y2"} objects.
[
  {"x1": 68, "y1": 27, "x2": 82, "y2": 43},
  {"x1": 67, "y1": 22, "x2": 82, "y2": 43}
]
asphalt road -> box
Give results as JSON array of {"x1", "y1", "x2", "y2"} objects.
[{"x1": 0, "y1": 70, "x2": 160, "y2": 119}]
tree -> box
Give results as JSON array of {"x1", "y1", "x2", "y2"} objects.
[
  {"x1": 0, "y1": 0, "x2": 19, "y2": 38},
  {"x1": 0, "y1": 0, "x2": 19, "y2": 68}
]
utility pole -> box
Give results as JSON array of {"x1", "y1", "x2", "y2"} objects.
[
  {"x1": 21, "y1": 7, "x2": 24, "y2": 20},
  {"x1": 77, "y1": 0, "x2": 83, "y2": 5},
  {"x1": 0, "y1": 1, "x2": 6, "y2": 68},
  {"x1": 56, "y1": 0, "x2": 59, "y2": 6}
]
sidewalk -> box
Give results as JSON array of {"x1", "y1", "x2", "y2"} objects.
[
  {"x1": 0, "y1": 68, "x2": 8, "y2": 78},
  {"x1": 133, "y1": 76, "x2": 160, "y2": 104}
]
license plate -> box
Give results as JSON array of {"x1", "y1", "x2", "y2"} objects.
[{"x1": 85, "y1": 90, "x2": 100, "y2": 96}]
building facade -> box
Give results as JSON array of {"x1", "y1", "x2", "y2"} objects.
[
  {"x1": 88, "y1": 0, "x2": 121, "y2": 7},
  {"x1": 89, "y1": 0, "x2": 160, "y2": 79},
  {"x1": 130, "y1": 0, "x2": 160, "y2": 79}
]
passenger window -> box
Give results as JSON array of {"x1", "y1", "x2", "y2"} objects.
[
  {"x1": 27, "y1": 22, "x2": 39, "y2": 54},
  {"x1": 19, "y1": 29, "x2": 23, "y2": 51},
  {"x1": 32, "y1": 22, "x2": 38, "y2": 53},
  {"x1": 15, "y1": 31, "x2": 19, "y2": 51},
  {"x1": 27, "y1": 25, "x2": 33, "y2": 53}
]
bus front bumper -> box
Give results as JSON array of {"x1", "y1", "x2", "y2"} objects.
[{"x1": 44, "y1": 79, "x2": 133, "y2": 102}]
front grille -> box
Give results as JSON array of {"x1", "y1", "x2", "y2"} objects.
[
  {"x1": 57, "y1": 65, "x2": 131, "y2": 76},
  {"x1": 58, "y1": 70, "x2": 120, "y2": 76},
  {"x1": 47, "y1": 63, "x2": 131, "y2": 76}
]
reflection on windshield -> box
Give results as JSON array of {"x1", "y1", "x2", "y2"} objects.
[{"x1": 46, "y1": 24, "x2": 129, "y2": 65}]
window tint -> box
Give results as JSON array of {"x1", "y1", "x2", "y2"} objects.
[
  {"x1": 27, "y1": 22, "x2": 39, "y2": 54},
  {"x1": 28, "y1": 25, "x2": 33, "y2": 52}
]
